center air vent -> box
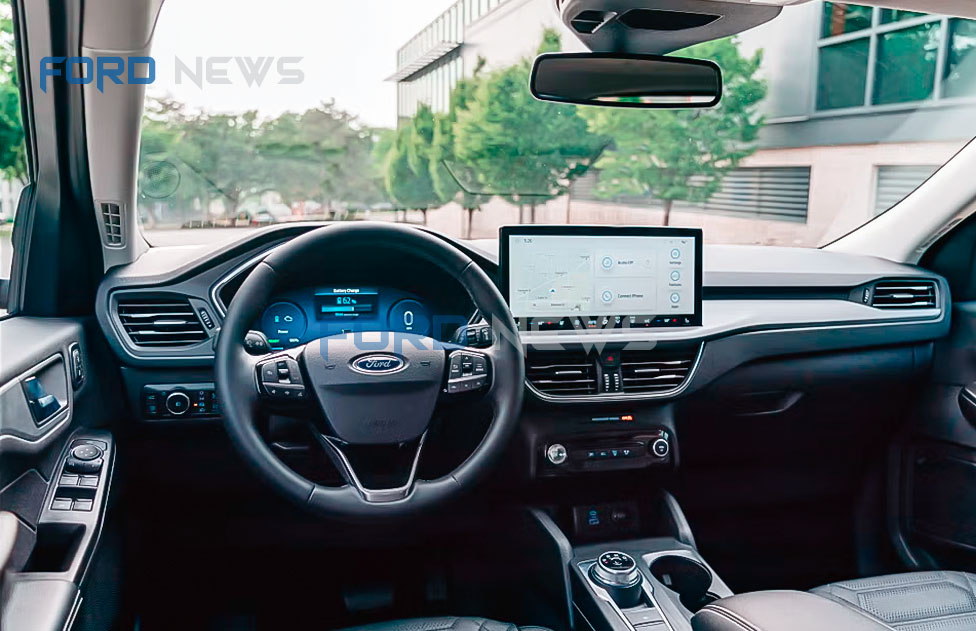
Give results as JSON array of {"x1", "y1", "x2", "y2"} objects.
[
  {"x1": 526, "y1": 345, "x2": 699, "y2": 398},
  {"x1": 871, "y1": 280, "x2": 937, "y2": 309},
  {"x1": 619, "y1": 348, "x2": 697, "y2": 394},
  {"x1": 526, "y1": 350, "x2": 598, "y2": 395},
  {"x1": 117, "y1": 296, "x2": 207, "y2": 347}
]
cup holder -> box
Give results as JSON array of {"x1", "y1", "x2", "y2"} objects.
[{"x1": 648, "y1": 555, "x2": 718, "y2": 613}]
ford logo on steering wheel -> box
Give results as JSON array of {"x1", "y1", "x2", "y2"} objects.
[{"x1": 350, "y1": 354, "x2": 407, "y2": 375}]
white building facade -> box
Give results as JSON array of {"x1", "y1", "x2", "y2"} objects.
[{"x1": 390, "y1": 0, "x2": 976, "y2": 246}]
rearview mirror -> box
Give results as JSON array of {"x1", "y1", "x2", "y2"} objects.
[{"x1": 530, "y1": 53, "x2": 722, "y2": 108}]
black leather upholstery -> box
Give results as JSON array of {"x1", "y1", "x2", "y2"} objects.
[
  {"x1": 336, "y1": 617, "x2": 552, "y2": 631},
  {"x1": 812, "y1": 572, "x2": 976, "y2": 630}
]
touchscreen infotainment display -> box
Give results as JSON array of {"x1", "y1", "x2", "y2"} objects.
[{"x1": 499, "y1": 226, "x2": 703, "y2": 329}]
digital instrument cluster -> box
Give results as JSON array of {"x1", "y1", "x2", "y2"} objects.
[{"x1": 257, "y1": 286, "x2": 437, "y2": 351}]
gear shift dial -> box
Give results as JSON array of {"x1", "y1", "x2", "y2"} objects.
[{"x1": 589, "y1": 551, "x2": 643, "y2": 608}]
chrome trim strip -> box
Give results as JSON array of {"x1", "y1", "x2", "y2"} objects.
[
  {"x1": 0, "y1": 353, "x2": 73, "y2": 453},
  {"x1": 525, "y1": 343, "x2": 705, "y2": 403},
  {"x1": 210, "y1": 243, "x2": 285, "y2": 317}
]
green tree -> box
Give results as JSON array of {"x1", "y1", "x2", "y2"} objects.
[
  {"x1": 258, "y1": 102, "x2": 388, "y2": 212},
  {"x1": 139, "y1": 97, "x2": 270, "y2": 221},
  {"x1": 582, "y1": 37, "x2": 767, "y2": 226},
  {"x1": 0, "y1": 0, "x2": 24, "y2": 182},
  {"x1": 453, "y1": 29, "x2": 606, "y2": 223},
  {"x1": 431, "y1": 71, "x2": 492, "y2": 238},
  {"x1": 383, "y1": 114, "x2": 441, "y2": 222}
]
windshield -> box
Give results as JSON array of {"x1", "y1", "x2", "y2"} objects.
[{"x1": 138, "y1": 1, "x2": 976, "y2": 248}]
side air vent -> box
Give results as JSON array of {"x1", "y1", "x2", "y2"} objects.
[
  {"x1": 526, "y1": 350, "x2": 598, "y2": 395},
  {"x1": 620, "y1": 348, "x2": 697, "y2": 394},
  {"x1": 100, "y1": 202, "x2": 124, "y2": 246},
  {"x1": 871, "y1": 280, "x2": 937, "y2": 309},
  {"x1": 117, "y1": 297, "x2": 207, "y2": 347}
]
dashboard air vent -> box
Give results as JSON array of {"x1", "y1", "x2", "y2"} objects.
[
  {"x1": 871, "y1": 280, "x2": 937, "y2": 309},
  {"x1": 117, "y1": 297, "x2": 207, "y2": 347},
  {"x1": 526, "y1": 350, "x2": 598, "y2": 395},
  {"x1": 620, "y1": 348, "x2": 697, "y2": 394}
]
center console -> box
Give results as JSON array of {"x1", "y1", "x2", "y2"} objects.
[
  {"x1": 525, "y1": 492, "x2": 732, "y2": 631},
  {"x1": 572, "y1": 542, "x2": 732, "y2": 631}
]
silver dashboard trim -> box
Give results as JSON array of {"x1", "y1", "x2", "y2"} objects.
[
  {"x1": 210, "y1": 243, "x2": 285, "y2": 317},
  {"x1": 0, "y1": 353, "x2": 74, "y2": 454}
]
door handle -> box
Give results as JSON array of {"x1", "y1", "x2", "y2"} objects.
[{"x1": 21, "y1": 377, "x2": 62, "y2": 425}]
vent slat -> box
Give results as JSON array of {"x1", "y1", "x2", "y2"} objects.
[
  {"x1": 101, "y1": 202, "x2": 124, "y2": 246},
  {"x1": 871, "y1": 280, "x2": 937, "y2": 310},
  {"x1": 619, "y1": 348, "x2": 697, "y2": 394},
  {"x1": 526, "y1": 351, "x2": 598, "y2": 396},
  {"x1": 117, "y1": 296, "x2": 207, "y2": 348}
]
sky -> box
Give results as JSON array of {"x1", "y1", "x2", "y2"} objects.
[{"x1": 149, "y1": 0, "x2": 457, "y2": 129}]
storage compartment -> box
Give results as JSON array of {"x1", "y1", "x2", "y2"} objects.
[
  {"x1": 23, "y1": 523, "x2": 85, "y2": 573},
  {"x1": 908, "y1": 443, "x2": 976, "y2": 550},
  {"x1": 649, "y1": 555, "x2": 719, "y2": 613}
]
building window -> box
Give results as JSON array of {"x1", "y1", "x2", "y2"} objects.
[
  {"x1": 817, "y1": 38, "x2": 870, "y2": 110},
  {"x1": 571, "y1": 167, "x2": 811, "y2": 223},
  {"x1": 880, "y1": 9, "x2": 925, "y2": 24},
  {"x1": 874, "y1": 165, "x2": 939, "y2": 214},
  {"x1": 817, "y1": 3, "x2": 976, "y2": 111},
  {"x1": 945, "y1": 18, "x2": 976, "y2": 98},
  {"x1": 873, "y1": 21, "x2": 940, "y2": 105},
  {"x1": 702, "y1": 167, "x2": 811, "y2": 222},
  {"x1": 822, "y1": 2, "x2": 872, "y2": 37}
]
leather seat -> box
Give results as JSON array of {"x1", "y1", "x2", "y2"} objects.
[
  {"x1": 337, "y1": 617, "x2": 552, "y2": 631},
  {"x1": 812, "y1": 571, "x2": 976, "y2": 630}
]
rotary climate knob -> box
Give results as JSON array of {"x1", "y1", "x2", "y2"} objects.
[{"x1": 590, "y1": 551, "x2": 643, "y2": 608}]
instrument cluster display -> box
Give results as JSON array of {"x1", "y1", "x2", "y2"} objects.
[{"x1": 257, "y1": 286, "x2": 436, "y2": 351}]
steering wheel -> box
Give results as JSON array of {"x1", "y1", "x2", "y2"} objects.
[{"x1": 215, "y1": 223, "x2": 524, "y2": 519}]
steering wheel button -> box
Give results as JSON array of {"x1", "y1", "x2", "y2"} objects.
[
  {"x1": 473, "y1": 357, "x2": 487, "y2": 374},
  {"x1": 260, "y1": 362, "x2": 278, "y2": 383}
]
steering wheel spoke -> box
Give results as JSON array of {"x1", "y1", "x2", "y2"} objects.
[{"x1": 310, "y1": 427, "x2": 427, "y2": 503}]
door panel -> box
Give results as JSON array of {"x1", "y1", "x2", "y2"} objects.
[
  {"x1": 0, "y1": 317, "x2": 118, "y2": 631},
  {"x1": 894, "y1": 301, "x2": 976, "y2": 568}
]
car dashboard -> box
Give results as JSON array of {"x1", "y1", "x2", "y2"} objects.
[{"x1": 87, "y1": 223, "x2": 951, "y2": 516}]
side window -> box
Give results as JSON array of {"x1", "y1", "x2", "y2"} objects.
[{"x1": 0, "y1": 0, "x2": 27, "y2": 313}]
